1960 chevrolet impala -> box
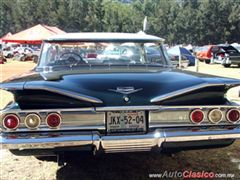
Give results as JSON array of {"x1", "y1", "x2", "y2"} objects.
[{"x1": 1, "y1": 33, "x2": 240, "y2": 165}]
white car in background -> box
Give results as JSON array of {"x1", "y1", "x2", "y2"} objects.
[
  {"x1": 2, "y1": 46, "x2": 14, "y2": 58},
  {"x1": 231, "y1": 43, "x2": 240, "y2": 52},
  {"x1": 14, "y1": 47, "x2": 40, "y2": 62},
  {"x1": 233, "y1": 45, "x2": 240, "y2": 52}
]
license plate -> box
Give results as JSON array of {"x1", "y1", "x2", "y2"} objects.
[{"x1": 106, "y1": 111, "x2": 146, "y2": 133}]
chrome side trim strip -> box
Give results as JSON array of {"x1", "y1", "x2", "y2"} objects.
[
  {"x1": 24, "y1": 85, "x2": 103, "y2": 104},
  {"x1": 2, "y1": 105, "x2": 239, "y2": 114},
  {"x1": 149, "y1": 106, "x2": 240, "y2": 126},
  {"x1": 1, "y1": 105, "x2": 240, "y2": 132},
  {"x1": 150, "y1": 82, "x2": 240, "y2": 103},
  {"x1": 0, "y1": 106, "x2": 95, "y2": 113}
]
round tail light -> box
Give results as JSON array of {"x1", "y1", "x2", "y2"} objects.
[
  {"x1": 190, "y1": 109, "x2": 204, "y2": 124},
  {"x1": 208, "y1": 109, "x2": 223, "y2": 124},
  {"x1": 226, "y1": 109, "x2": 240, "y2": 123},
  {"x1": 46, "y1": 113, "x2": 61, "y2": 128},
  {"x1": 24, "y1": 114, "x2": 41, "y2": 129},
  {"x1": 3, "y1": 114, "x2": 20, "y2": 130}
]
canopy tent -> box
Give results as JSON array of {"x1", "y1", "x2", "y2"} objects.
[
  {"x1": 0, "y1": 32, "x2": 12, "y2": 40},
  {"x1": 2, "y1": 24, "x2": 65, "y2": 44},
  {"x1": 0, "y1": 32, "x2": 12, "y2": 43}
]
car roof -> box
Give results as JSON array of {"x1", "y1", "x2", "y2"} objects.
[
  {"x1": 45, "y1": 32, "x2": 164, "y2": 43},
  {"x1": 217, "y1": 44, "x2": 234, "y2": 47}
]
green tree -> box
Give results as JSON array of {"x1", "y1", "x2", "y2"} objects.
[{"x1": 0, "y1": 0, "x2": 239, "y2": 45}]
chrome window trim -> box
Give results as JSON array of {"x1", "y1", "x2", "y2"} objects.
[{"x1": 45, "y1": 32, "x2": 165, "y2": 42}]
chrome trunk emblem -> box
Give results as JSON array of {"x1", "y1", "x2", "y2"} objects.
[{"x1": 108, "y1": 87, "x2": 143, "y2": 95}]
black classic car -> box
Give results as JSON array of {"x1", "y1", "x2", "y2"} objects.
[
  {"x1": 1, "y1": 33, "x2": 240, "y2": 165},
  {"x1": 212, "y1": 45, "x2": 240, "y2": 67}
]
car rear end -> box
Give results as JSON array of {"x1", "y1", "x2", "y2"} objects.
[
  {"x1": 1, "y1": 33, "x2": 240, "y2": 166},
  {"x1": 213, "y1": 45, "x2": 240, "y2": 67},
  {"x1": 1, "y1": 69, "x2": 240, "y2": 156},
  {"x1": 1, "y1": 101, "x2": 240, "y2": 155},
  {"x1": 196, "y1": 45, "x2": 213, "y2": 64}
]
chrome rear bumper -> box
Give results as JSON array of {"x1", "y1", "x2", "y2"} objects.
[{"x1": 1, "y1": 128, "x2": 240, "y2": 153}]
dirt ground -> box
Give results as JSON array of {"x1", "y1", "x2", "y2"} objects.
[{"x1": 0, "y1": 60, "x2": 240, "y2": 180}]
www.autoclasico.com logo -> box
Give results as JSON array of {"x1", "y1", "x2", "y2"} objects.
[{"x1": 149, "y1": 171, "x2": 235, "y2": 179}]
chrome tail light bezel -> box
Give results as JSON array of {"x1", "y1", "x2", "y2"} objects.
[
  {"x1": 45, "y1": 113, "x2": 62, "y2": 129},
  {"x1": 24, "y1": 113, "x2": 42, "y2": 130},
  {"x1": 208, "y1": 109, "x2": 223, "y2": 124},
  {"x1": 190, "y1": 109, "x2": 205, "y2": 124},
  {"x1": 226, "y1": 109, "x2": 240, "y2": 124},
  {"x1": 3, "y1": 114, "x2": 20, "y2": 130}
]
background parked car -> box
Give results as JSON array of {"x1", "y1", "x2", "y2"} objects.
[
  {"x1": 145, "y1": 46, "x2": 164, "y2": 64},
  {"x1": 232, "y1": 43, "x2": 240, "y2": 52},
  {"x1": 167, "y1": 46, "x2": 195, "y2": 67},
  {"x1": 167, "y1": 53, "x2": 189, "y2": 68},
  {"x1": 212, "y1": 45, "x2": 240, "y2": 67},
  {"x1": 14, "y1": 47, "x2": 40, "y2": 63},
  {"x1": 196, "y1": 45, "x2": 213, "y2": 64},
  {"x1": 13, "y1": 47, "x2": 25, "y2": 55},
  {"x1": 2, "y1": 46, "x2": 14, "y2": 58},
  {"x1": 97, "y1": 44, "x2": 141, "y2": 64}
]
